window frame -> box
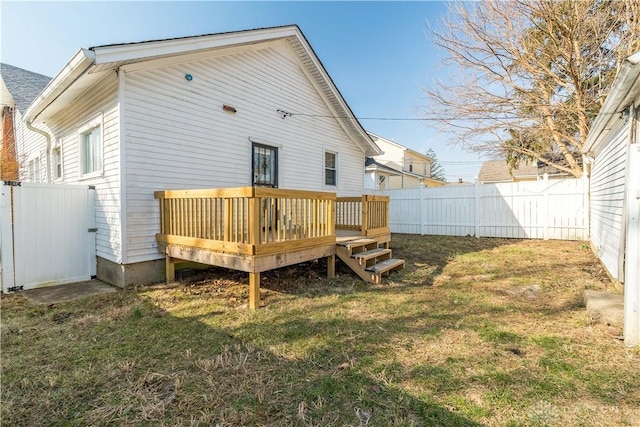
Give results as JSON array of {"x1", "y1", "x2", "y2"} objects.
[
  {"x1": 52, "y1": 144, "x2": 63, "y2": 181},
  {"x1": 252, "y1": 142, "x2": 278, "y2": 188},
  {"x1": 78, "y1": 115, "x2": 103, "y2": 179},
  {"x1": 28, "y1": 157, "x2": 40, "y2": 182},
  {"x1": 324, "y1": 150, "x2": 337, "y2": 187}
]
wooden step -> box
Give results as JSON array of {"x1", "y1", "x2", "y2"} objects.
[
  {"x1": 336, "y1": 238, "x2": 377, "y2": 249},
  {"x1": 353, "y1": 248, "x2": 392, "y2": 262},
  {"x1": 366, "y1": 258, "x2": 405, "y2": 274}
]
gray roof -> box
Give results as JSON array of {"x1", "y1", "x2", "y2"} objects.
[
  {"x1": 0, "y1": 63, "x2": 51, "y2": 112},
  {"x1": 478, "y1": 160, "x2": 568, "y2": 182}
]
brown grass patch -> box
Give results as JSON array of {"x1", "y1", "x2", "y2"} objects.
[{"x1": 2, "y1": 235, "x2": 638, "y2": 426}]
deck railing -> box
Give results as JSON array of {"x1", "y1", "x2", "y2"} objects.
[
  {"x1": 336, "y1": 195, "x2": 390, "y2": 237},
  {"x1": 155, "y1": 187, "x2": 336, "y2": 256}
]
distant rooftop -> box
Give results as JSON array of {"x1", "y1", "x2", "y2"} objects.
[
  {"x1": 1, "y1": 63, "x2": 51, "y2": 112},
  {"x1": 478, "y1": 160, "x2": 569, "y2": 182}
]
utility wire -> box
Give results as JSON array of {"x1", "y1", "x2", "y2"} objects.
[{"x1": 285, "y1": 112, "x2": 523, "y2": 121}]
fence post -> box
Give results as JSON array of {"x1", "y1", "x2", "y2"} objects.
[
  {"x1": 0, "y1": 183, "x2": 16, "y2": 292},
  {"x1": 582, "y1": 169, "x2": 590, "y2": 241},
  {"x1": 474, "y1": 180, "x2": 480, "y2": 238},
  {"x1": 541, "y1": 173, "x2": 549, "y2": 240},
  {"x1": 87, "y1": 186, "x2": 97, "y2": 277},
  {"x1": 420, "y1": 184, "x2": 425, "y2": 235}
]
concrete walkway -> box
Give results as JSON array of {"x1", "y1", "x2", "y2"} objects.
[{"x1": 21, "y1": 280, "x2": 117, "y2": 305}]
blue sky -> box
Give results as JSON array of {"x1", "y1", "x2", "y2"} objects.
[{"x1": 1, "y1": 1, "x2": 487, "y2": 181}]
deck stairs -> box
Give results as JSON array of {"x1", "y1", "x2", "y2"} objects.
[{"x1": 336, "y1": 238, "x2": 405, "y2": 284}]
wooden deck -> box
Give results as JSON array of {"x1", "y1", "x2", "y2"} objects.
[{"x1": 155, "y1": 187, "x2": 396, "y2": 309}]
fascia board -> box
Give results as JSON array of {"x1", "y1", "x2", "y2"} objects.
[
  {"x1": 24, "y1": 49, "x2": 95, "y2": 123},
  {"x1": 292, "y1": 30, "x2": 381, "y2": 156},
  {"x1": 91, "y1": 26, "x2": 299, "y2": 65},
  {"x1": 584, "y1": 54, "x2": 640, "y2": 153}
]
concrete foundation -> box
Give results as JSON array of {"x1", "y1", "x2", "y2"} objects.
[{"x1": 97, "y1": 257, "x2": 165, "y2": 288}]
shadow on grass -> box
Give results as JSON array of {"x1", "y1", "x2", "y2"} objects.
[
  {"x1": 173, "y1": 234, "x2": 520, "y2": 299},
  {"x1": 390, "y1": 234, "x2": 524, "y2": 287},
  {"x1": 1, "y1": 292, "x2": 484, "y2": 426}
]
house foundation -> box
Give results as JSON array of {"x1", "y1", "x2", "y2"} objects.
[{"x1": 97, "y1": 257, "x2": 165, "y2": 288}]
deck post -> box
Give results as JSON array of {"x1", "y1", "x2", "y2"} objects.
[
  {"x1": 166, "y1": 256, "x2": 176, "y2": 283},
  {"x1": 327, "y1": 254, "x2": 335, "y2": 279},
  {"x1": 249, "y1": 272, "x2": 260, "y2": 310},
  {"x1": 361, "y1": 195, "x2": 369, "y2": 236}
]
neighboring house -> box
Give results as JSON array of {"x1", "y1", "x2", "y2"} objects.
[
  {"x1": 583, "y1": 50, "x2": 640, "y2": 347},
  {"x1": 365, "y1": 132, "x2": 444, "y2": 189},
  {"x1": 0, "y1": 64, "x2": 51, "y2": 182},
  {"x1": 478, "y1": 159, "x2": 571, "y2": 183},
  {"x1": 444, "y1": 179, "x2": 473, "y2": 187},
  {"x1": 20, "y1": 25, "x2": 382, "y2": 288}
]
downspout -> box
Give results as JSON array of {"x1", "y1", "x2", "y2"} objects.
[
  {"x1": 619, "y1": 103, "x2": 637, "y2": 283},
  {"x1": 25, "y1": 121, "x2": 52, "y2": 183},
  {"x1": 582, "y1": 154, "x2": 591, "y2": 241}
]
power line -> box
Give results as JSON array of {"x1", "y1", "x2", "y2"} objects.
[{"x1": 285, "y1": 112, "x2": 523, "y2": 121}]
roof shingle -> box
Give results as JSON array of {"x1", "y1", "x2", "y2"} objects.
[
  {"x1": 478, "y1": 160, "x2": 568, "y2": 182},
  {"x1": 0, "y1": 63, "x2": 51, "y2": 112}
]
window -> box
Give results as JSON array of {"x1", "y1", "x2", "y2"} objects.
[
  {"x1": 325, "y1": 151, "x2": 336, "y2": 186},
  {"x1": 252, "y1": 143, "x2": 278, "y2": 187},
  {"x1": 28, "y1": 158, "x2": 40, "y2": 182},
  {"x1": 52, "y1": 147, "x2": 62, "y2": 180},
  {"x1": 81, "y1": 125, "x2": 102, "y2": 175}
]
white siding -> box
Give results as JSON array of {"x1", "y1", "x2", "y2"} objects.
[
  {"x1": 590, "y1": 122, "x2": 629, "y2": 281},
  {"x1": 123, "y1": 41, "x2": 365, "y2": 263},
  {"x1": 372, "y1": 138, "x2": 405, "y2": 168},
  {"x1": 43, "y1": 73, "x2": 121, "y2": 263},
  {"x1": 13, "y1": 109, "x2": 48, "y2": 182},
  {"x1": 388, "y1": 174, "x2": 422, "y2": 189}
]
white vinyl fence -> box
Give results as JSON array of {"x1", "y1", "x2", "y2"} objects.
[
  {"x1": 0, "y1": 182, "x2": 97, "y2": 292},
  {"x1": 377, "y1": 177, "x2": 588, "y2": 240}
]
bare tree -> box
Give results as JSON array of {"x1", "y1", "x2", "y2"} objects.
[{"x1": 424, "y1": 0, "x2": 640, "y2": 177}]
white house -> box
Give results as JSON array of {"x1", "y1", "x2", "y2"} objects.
[
  {"x1": 583, "y1": 51, "x2": 640, "y2": 347},
  {"x1": 20, "y1": 25, "x2": 382, "y2": 288},
  {"x1": 365, "y1": 132, "x2": 444, "y2": 189},
  {"x1": 0, "y1": 64, "x2": 51, "y2": 182}
]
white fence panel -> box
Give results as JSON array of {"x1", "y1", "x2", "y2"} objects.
[
  {"x1": 385, "y1": 189, "x2": 423, "y2": 234},
  {"x1": 376, "y1": 177, "x2": 587, "y2": 241},
  {"x1": 480, "y1": 181, "x2": 546, "y2": 239},
  {"x1": 422, "y1": 186, "x2": 475, "y2": 236},
  {"x1": 1, "y1": 182, "x2": 96, "y2": 291}
]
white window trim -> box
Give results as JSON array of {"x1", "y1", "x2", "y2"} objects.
[
  {"x1": 52, "y1": 144, "x2": 63, "y2": 181},
  {"x1": 78, "y1": 114, "x2": 104, "y2": 179},
  {"x1": 324, "y1": 150, "x2": 338, "y2": 188},
  {"x1": 28, "y1": 157, "x2": 41, "y2": 183}
]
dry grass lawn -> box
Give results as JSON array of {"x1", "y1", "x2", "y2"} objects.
[{"x1": 2, "y1": 235, "x2": 639, "y2": 426}]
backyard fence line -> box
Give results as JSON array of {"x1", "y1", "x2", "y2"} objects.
[{"x1": 375, "y1": 176, "x2": 589, "y2": 241}]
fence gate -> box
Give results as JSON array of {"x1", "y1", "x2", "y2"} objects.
[{"x1": 0, "y1": 182, "x2": 96, "y2": 292}]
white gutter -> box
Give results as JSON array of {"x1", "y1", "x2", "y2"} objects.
[
  {"x1": 584, "y1": 51, "x2": 640, "y2": 154},
  {"x1": 24, "y1": 48, "x2": 96, "y2": 124},
  {"x1": 25, "y1": 121, "x2": 52, "y2": 183}
]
